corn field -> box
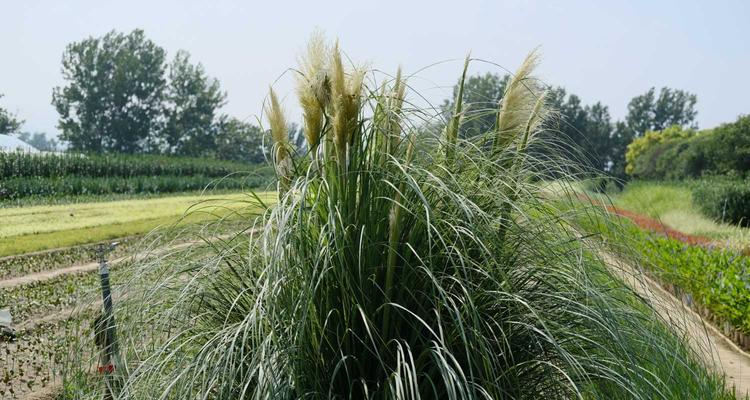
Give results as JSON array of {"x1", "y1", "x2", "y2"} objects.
[
  {"x1": 0, "y1": 152, "x2": 275, "y2": 200},
  {"x1": 0, "y1": 152, "x2": 260, "y2": 179}
]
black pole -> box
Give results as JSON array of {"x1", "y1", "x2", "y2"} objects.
[{"x1": 96, "y1": 242, "x2": 121, "y2": 399}]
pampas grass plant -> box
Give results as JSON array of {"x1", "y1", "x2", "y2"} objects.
[{"x1": 61, "y1": 35, "x2": 736, "y2": 400}]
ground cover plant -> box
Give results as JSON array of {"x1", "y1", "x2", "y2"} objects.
[
  {"x1": 0, "y1": 223, "x2": 242, "y2": 399},
  {"x1": 0, "y1": 237, "x2": 139, "y2": 279},
  {"x1": 57, "y1": 36, "x2": 739, "y2": 399},
  {"x1": 1, "y1": 315, "x2": 90, "y2": 398}
]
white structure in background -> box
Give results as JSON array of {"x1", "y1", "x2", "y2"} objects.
[{"x1": 0, "y1": 133, "x2": 39, "y2": 153}]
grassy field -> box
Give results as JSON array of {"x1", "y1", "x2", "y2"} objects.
[
  {"x1": 608, "y1": 181, "x2": 750, "y2": 247},
  {"x1": 0, "y1": 191, "x2": 274, "y2": 256}
]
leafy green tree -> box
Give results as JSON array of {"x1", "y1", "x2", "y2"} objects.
[
  {"x1": 537, "y1": 88, "x2": 616, "y2": 175},
  {"x1": 625, "y1": 125, "x2": 694, "y2": 177},
  {"x1": 608, "y1": 121, "x2": 636, "y2": 179},
  {"x1": 0, "y1": 94, "x2": 23, "y2": 135},
  {"x1": 625, "y1": 87, "x2": 697, "y2": 136},
  {"x1": 52, "y1": 29, "x2": 167, "y2": 153},
  {"x1": 161, "y1": 51, "x2": 227, "y2": 156},
  {"x1": 15, "y1": 132, "x2": 59, "y2": 152},
  {"x1": 214, "y1": 117, "x2": 265, "y2": 163},
  {"x1": 581, "y1": 102, "x2": 615, "y2": 172}
]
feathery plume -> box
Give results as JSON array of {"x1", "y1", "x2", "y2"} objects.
[
  {"x1": 266, "y1": 88, "x2": 291, "y2": 194},
  {"x1": 329, "y1": 41, "x2": 364, "y2": 164},
  {"x1": 493, "y1": 49, "x2": 541, "y2": 153},
  {"x1": 296, "y1": 30, "x2": 330, "y2": 153}
]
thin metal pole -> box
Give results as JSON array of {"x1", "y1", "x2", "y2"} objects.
[{"x1": 97, "y1": 243, "x2": 121, "y2": 399}]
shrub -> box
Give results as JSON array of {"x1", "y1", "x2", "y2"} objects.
[
  {"x1": 692, "y1": 179, "x2": 750, "y2": 226},
  {"x1": 626, "y1": 115, "x2": 750, "y2": 180},
  {"x1": 625, "y1": 125, "x2": 693, "y2": 176}
]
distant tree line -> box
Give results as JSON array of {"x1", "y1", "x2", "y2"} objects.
[
  {"x1": 0, "y1": 35, "x2": 708, "y2": 176},
  {"x1": 442, "y1": 72, "x2": 698, "y2": 179},
  {"x1": 15, "y1": 132, "x2": 59, "y2": 152},
  {"x1": 51, "y1": 29, "x2": 267, "y2": 164}
]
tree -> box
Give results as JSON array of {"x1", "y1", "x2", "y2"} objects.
[
  {"x1": 625, "y1": 87, "x2": 697, "y2": 136},
  {"x1": 52, "y1": 29, "x2": 167, "y2": 153},
  {"x1": 581, "y1": 102, "x2": 615, "y2": 172},
  {"x1": 624, "y1": 125, "x2": 694, "y2": 177},
  {"x1": 214, "y1": 117, "x2": 265, "y2": 163},
  {"x1": 608, "y1": 121, "x2": 636, "y2": 179},
  {"x1": 0, "y1": 94, "x2": 23, "y2": 135},
  {"x1": 540, "y1": 88, "x2": 616, "y2": 174},
  {"x1": 161, "y1": 51, "x2": 227, "y2": 156},
  {"x1": 15, "y1": 132, "x2": 59, "y2": 152}
]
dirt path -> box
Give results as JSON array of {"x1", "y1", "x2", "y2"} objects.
[
  {"x1": 599, "y1": 250, "x2": 750, "y2": 397},
  {"x1": 0, "y1": 234, "x2": 238, "y2": 290}
]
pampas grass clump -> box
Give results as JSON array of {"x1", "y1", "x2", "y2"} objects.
[{"x1": 69, "y1": 35, "x2": 734, "y2": 400}]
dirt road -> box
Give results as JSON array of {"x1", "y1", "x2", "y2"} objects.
[{"x1": 599, "y1": 250, "x2": 750, "y2": 397}]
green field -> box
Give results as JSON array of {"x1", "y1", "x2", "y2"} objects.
[
  {"x1": 609, "y1": 181, "x2": 750, "y2": 246},
  {"x1": 0, "y1": 191, "x2": 274, "y2": 256}
]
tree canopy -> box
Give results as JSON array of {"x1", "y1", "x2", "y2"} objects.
[
  {"x1": 52, "y1": 29, "x2": 230, "y2": 157},
  {"x1": 0, "y1": 94, "x2": 23, "y2": 135},
  {"x1": 625, "y1": 87, "x2": 698, "y2": 136},
  {"x1": 15, "y1": 132, "x2": 59, "y2": 152},
  {"x1": 52, "y1": 29, "x2": 167, "y2": 153},
  {"x1": 161, "y1": 50, "x2": 227, "y2": 156}
]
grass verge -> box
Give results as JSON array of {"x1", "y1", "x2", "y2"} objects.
[
  {"x1": 609, "y1": 181, "x2": 749, "y2": 247},
  {"x1": 0, "y1": 192, "x2": 273, "y2": 257}
]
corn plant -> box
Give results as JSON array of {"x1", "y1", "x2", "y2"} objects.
[{"x1": 0, "y1": 152, "x2": 265, "y2": 179}]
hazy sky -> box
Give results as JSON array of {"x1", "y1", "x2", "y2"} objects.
[{"x1": 1, "y1": 0, "x2": 748, "y2": 138}]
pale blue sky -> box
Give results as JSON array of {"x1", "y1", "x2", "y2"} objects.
[{"x1": 1, "y1": 0, "x2": 748, "y2": 138}]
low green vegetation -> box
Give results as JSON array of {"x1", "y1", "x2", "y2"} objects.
[
  {"x1": 0, "y1": 152, "x2": 262, "y2": 178},
  {"x1": 0, "y1": 231, "x2": 235, "y2": 398},
  {"x1": 573, "y1": 206, "x2": 750, "y2": 335},
  {"x1": 609, "y1": 181, "x2": 749, "y2": 247},
  {"x1": 0, "y1": 174, "x2": 268, "y2": 201},
  {"x1": 0, "y1": 192, "x2": 272, "y2": 256},
  {"x1": 0, "y1": 237, "x2": 138, "y2": 279},
  {"x1": 693, "y1": 179, "x2": 750, "y2": 227},
  {"x1": 1, "y1": 315, "x2": 88, "y2": 397},
  {"x1": 0, "y1": 267, "x2": 103, "y2": 321}
]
